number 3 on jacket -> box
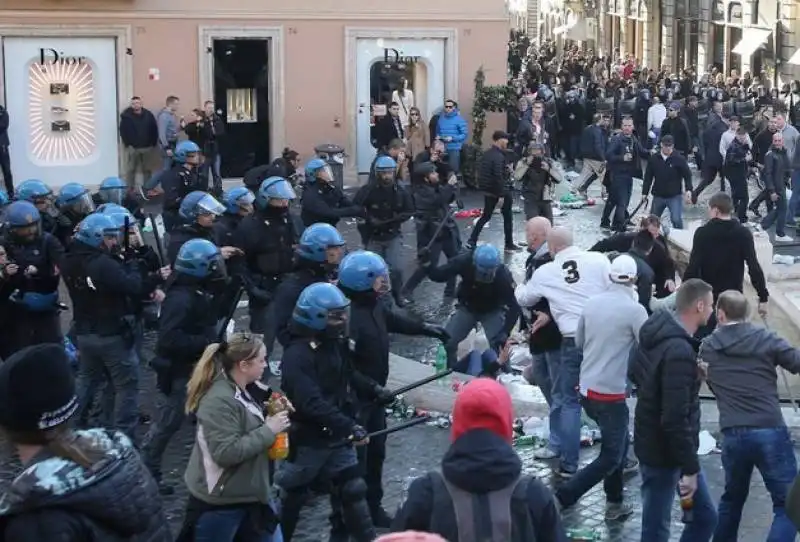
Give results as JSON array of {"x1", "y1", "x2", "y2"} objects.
[{"x1": 562, "y1": 260, "x2": 580, "y2": 284}]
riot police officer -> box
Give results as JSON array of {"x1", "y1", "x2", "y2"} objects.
[
  {"x1": 214, "y1": 186, "x2": 255, "y2": 248},
  {"x1": 234, "y1": 176, "x2": 299, "y2": 334},
  {"x1": 93, "y1": 176, "x2": 144, "y2": 224},
  {"x1": 400, "y1": 162, "x2": 461, "y2": 303},
  {"x1": 276, "y1": 282, "x2": 388, "y2": 542},
  {"x1": 16, "y1": 179, "x2": 71, "y2": 241},
  {"x1": 420, "y1": 244, "x2": 521, "y2": 367},
  {"x1": 268, "y1": 222, "x2": 346, "y2": 352},
  {"x1": 337, "y1": 251, "x2": 447, "y2": 528},
  {"x1": 166, "y1": 190, "x2": 228, "y2": 264},
  {"x1": 55, "y1": 182, "x2": 95, "y2": 245},
  {"x1": 353, "y1": 155, "x2": 413, "y2": 305},
  {"x1": 143, "y1": 238, "x2": 228, "y2": 494},
  {"x1": 61, "y1": 214, "x2": 162, "y2": 443},
  {"x1": 300, "y1": 158, "x2": 364, "y2": 227},
  {"x1": 0, "y1": 200, "x2": 64, "y2": 358},
  {"x1": 161, "y1": 140, "x2": 204, "y2": 232}
]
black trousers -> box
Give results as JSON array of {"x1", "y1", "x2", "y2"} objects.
[
  {"x1": 694, "y1": 164, "x2": 726, "y2": 200},
  {"x1": 467, "y1": 193, "x2": 513, "y2": 247},
  {"x1": 0, "y1": 145, "x2": 12, "y2": 196},
  {"x1": 727, "y1": 169, "x2": 749, "y2": 223}
]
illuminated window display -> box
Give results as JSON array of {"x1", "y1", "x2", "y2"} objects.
[
  {"x1": 226, "y1": 88, "x2": 257, "y2": 123},
  {"x1": 28, "y1": 60, "x2": 96, "y2": 162}
]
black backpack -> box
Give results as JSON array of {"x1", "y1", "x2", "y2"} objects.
[{"x1": 428, "y1": 472, "x2": 537, "y2": 542}]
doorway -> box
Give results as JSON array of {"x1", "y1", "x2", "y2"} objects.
[
  {"x1": 212, "y1": 39, "x2": 270, "y2": 178},
  {"x1": 355, "y1": 38, "x2": 446, "y2": 173}
]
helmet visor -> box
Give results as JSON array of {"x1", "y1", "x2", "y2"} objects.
[
  {"x1": 475, "y1": 265, "x2": 498, "y2": 284},
  {"x1": 197, "y1": 194, "x2": 225, "y2": 216},
  {"x1": 101, "y1": 187, "x2": 125, "y2": 205},
  {"x1": 318, "y1": 165, "x2": 334, "y2": 182},
  {"x1": 373, "y1": 271, "x2": 391, "y2": 296},
  {"x1": 325, "y1": 306, "x2": 350, "y2": 339},
  {"x1": 207, "y1": 254, "x2": 229, "y2": 282},
  {"x1": 68, "y1": 192, "x2": 95, "y2": 215}
]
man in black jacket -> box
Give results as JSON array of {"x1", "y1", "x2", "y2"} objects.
[
  {"x1": 0, "y1": 104, "x2": 12, "y2": 196},
  {"x1": 372, "y1": 102, "x2": 405, "y2": 151},
  {"x1": 466, "y1": 131, "x2": 520, "y2": 251},
  {"x1": 641, "y1": 135, "x2": 693, "y2": 229},
  {"x1": 659, "y1": 102, "x2": 691, "y2": 156},
  {"x1": 760, "y1": 131, "x2": 793, "y2": 242},
  {"x1": 630, "y1": 278, "x2": 718, "y2": 541},
  {"x1": 119, "y1": 97, "x2": 158, "y2": 194},
  {"x1": 575, "y1": 114, "x2": 608, "y2": 196},
  {"x1": 692, "y1": 118, "x2": 728, "y2": 204},
  {"x1": 723, "y1": 127, "x2": 753, "y2": 223},
  {"x1": 603, "y1": 117, "x2": 648, "y2": 231},
  {"x1": 682, "y1": 96, "x2": 702, "y2": 169}
]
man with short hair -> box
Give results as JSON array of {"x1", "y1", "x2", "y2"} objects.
[
  {"x1": 761, "y1": 132, "x2": 793, "y2": 242},
  {"x1": 603, "y1": 116, "x2": 647, "y2": 231},
  {"x1": 702, "y1": 290, "x2": 800, "y2": 542},
  {"x1": 203, "y1": 100, "x2": 225, "y2": 191},
  {"x1": 719, "y1": 116, "x2": 751, "y2": 163},
  {"x1": 723, "y1": 127, "x2": 753, "y2": 223},
  {"x1": 554, "y1": 254, "x2": 647, "y2": 520},
  {"x1": 515, "y1": 227, "x2": 612, "y2": 477},
  {"x1": 435, "y1": 99, "x2": 468, "y2": 175},
  {"x1": 119, "y1": 96, "x2": 158, "y2": 194},
  {"x1": 575, "y1": 114, "x2": 608, "y2": 196},
  {"x1": 631, "y1": 278, "x2": 719, "y2": 542},
  {"x1": 374, "y1": 102, "x2": 405, "y2": 151},
  {"x1": 659, "y1": 102, "x2": 691, "y2": 156},
  {"x1": 156, "y1": 95, "x2": 181, "y2": 173},
  {"x1": 641, "y1": 135, "x2": 693, "y2": 229}
]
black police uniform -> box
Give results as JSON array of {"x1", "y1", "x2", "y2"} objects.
[
  {"x1": 0, "y1": 231, "x2": 64, "y2": 358},
  {"x1": 41, "y1": 211, "x2": 75, "y2": 248},
  {"x1": 276, "y1": 332, "x2": 381, "y2": 542},
  {"x1": 724, "y1": 138, "x2": 752, "y2": 222},
  {"x1": 300, "y1": 181, "x2": 363, "y2": 228},
  {"x1": 234, "y1": 206, "x2": 298, "y2": 335},
  {"x1": 161, "y1": 164, "x2": 205, "y2": 232},
  {"x1": 402, "y1": 180, "x2": 460, "y2": 298},
  {"x1": 166, "y1": 222, "x2": 218, "y2": 266},
  {"x1": 142, "y1": 273, "x2": 221, "y2": 486},
  {"x1": 61, "y1": 240, "x2": 160, "y2": 442},
  {"x1": 211, "y1": 213, "x2": 243, "y2": 249}
]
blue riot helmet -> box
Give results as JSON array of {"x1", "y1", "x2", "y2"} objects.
[
  {"x1": 222, "y1": 186, "x2": 256, "y2": 215},
  {"x1": 98, "y1": 177, "x2": 126, "y2": 205},
  {"x1": 179, "y1": 191, "x2": 225, "y2": 221},
  {"x1": 174, "y1": 238, "x2": 227, "y2": 282},
  {"x1": 256, "y1": 176, "x2": 296, "y2": 210},
  {"x1": 97, "y1": 203, "x2": 137, "y2": 235},
  {"x1": 472, "y1": 244, "x2": 501, "y2": 283},
  {"x1": 639, "y1": 88, "x2": 651, "y2": 100},
  {"x1": 56, "y1": 182, "x2": 95, "y2": 216},
  {"x1": 74, "y1": 214, "x2": 119, "y2": 249},
  {"x1": 16, "y1": 179, "x2": 53, "y2": 208},
  {"x1": 292, "y1": 282, "x2": 350, "y2": 338},
  {"x1": 174, "y1": 140, "x2": 201, "y2": 164},
  {"x1": 5, "y1": 201, "x2": 42, "y2": 243},
  {"x1": 297, "y1": 223, "x2": 346, "y2": 264},
  {"x1": 374, "y1": 155, "x2": 397, "y2": 185},
  {"x1": 338, "y1": 250, "x2": 390, "y2": 295},
  {"x1": 304, "y1": 158, "x2": 333, "y2": 185},
  {"x1": 0, "y1": 190, "x2": 9, "y2": 208}
]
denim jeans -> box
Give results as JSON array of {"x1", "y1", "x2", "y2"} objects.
[
  {"x1": 195, "y1": 507, "x2": 283, "y2": 542},
  {"x1": 762, "y1": 188, "x2": 788, "y2": 237},
  {"x1": 552, "y1": 338, "x2": 582, "y2": 473},
  {"x1": 786, "y1": 170, "x2": 800, "y2": 224},
  {"x1": 448, "y1": 148, "x2": 461, "y2": 175},
  {"x1": 443, "y1": 307, "x2": 506, "y2": 367},
  {"x1": 142, "y1": 375, "x2": 189, "y2": 481},
  {"x1": 556, "y1": 398, "x2": 629, "y2": 507},
  {"x1": 75, "y1": 334, "x2": 139, "y2": 443},
  {"x1": 532, "y1": 350, "x2": 561, "y2": 454},
  {"x1": 651, "y1": 195, "x2": 684, "y2": 229},
  {"x1": 714, "y1": 426, "x2": 798, "y2": 542},
  {"x1": 640, "y1": 465, "x2": 717, "y2": 542}
]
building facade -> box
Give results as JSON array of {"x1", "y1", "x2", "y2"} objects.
[{"x1": 0, "y1": 0, "x2": 507, "y2": 187}]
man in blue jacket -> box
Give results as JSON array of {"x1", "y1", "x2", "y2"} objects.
[
  {"x1": 603, "y1": 116, "x2": 648, "y2": 231},
  {"x1": 435, "y1": 99, "x2": 468, "y2": 175}
]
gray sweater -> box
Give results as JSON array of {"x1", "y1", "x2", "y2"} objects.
[
  {"x1": 701, "y1": 321, "x2": 800, "y2": 430},
  {"x1": 576, "y1": 284, "x2": 648, "y2": 397}
]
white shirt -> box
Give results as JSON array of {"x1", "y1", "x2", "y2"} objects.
[
  {"x1": 515, "y1": 246, "x2": 612, "y2": 336},
  {"x1": 647, "y1": 104, "x2": 666, "y2": 131}
]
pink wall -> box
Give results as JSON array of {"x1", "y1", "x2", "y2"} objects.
[{"x1": 1, "y1": 11, "x2": 508, "y2": 165}]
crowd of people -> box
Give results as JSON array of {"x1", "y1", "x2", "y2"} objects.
[{"x1": 3, "y1": 41, "x2": 800, "y2": 542}]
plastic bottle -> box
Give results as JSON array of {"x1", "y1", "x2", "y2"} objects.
[
  {"x1": 565, "y1": 527, "x2": 601, "y2": 541},
  {"x1": 680, "y1": 495, "x2": 694, "y2": 524},
  {"x1": 513, "y1": 434, "x2": 538, "y2": 447},
  {"x1": 266, "y1": 393, "x2": 290, "y2": 460},
  {"x1": 400, "y1": 468, "x2": 421, "y2": 506},
  {"x1": 435, "y1": 344, "x2": 448, "y2": 387}
]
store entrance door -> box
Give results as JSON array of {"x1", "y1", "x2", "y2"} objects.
[
  {"x1": 212, "y1": 39, "x2": 270, "y2": 178},
  {"x1": 355, "y1": 38, "x2": 445, "y2": 173}
]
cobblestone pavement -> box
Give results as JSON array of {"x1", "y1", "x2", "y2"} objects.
[{"x1": 0, "y1": 173, "x2": 790, "y2": 541}]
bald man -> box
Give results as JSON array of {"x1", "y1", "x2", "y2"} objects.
[
  {"x1": 761, "y1": 131, "x2": 793, "y2": 242},
  {"x1": 515, "y1": 226, "x2": 611, "y2": 477},
  {"x1": 522, "y1": 217, "x2": 565, "y2": 461}
]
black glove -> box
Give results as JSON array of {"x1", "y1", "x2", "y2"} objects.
[
  {"x1": 350, "y1": 424, "x2": 369, "y2": 443},
  {"x1": 372, "y1": 385, "x2": 396, "y2": 406},
  {"x1": 417, "y1": 247, "x2": 432, "y2": 265},
  {"x1": 422, "y1": 323, "x2": 450, "y2": 343},
  {"x1": 249, "y1": 287, "x2": 272, "y2": 305}
]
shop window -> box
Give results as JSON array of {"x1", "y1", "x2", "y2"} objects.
[
  {"x1": 370, "y1": 59, "x2": 427, "y2": 122},
  {"x1": 689, "y1": 20, "x2": 700, "y2": 69},
  {"x1": 713, "y1": 0, "x2": 725, "y2": 22},
  {"x1": 712, "y1": 24, "x2": 725, "y2": 68},
  {"x1": 751, "y1": 0, "x2": 759, "y2": 25},
  {"x1": 675, "y1": 21, "x2": 687, "y2": 69},
  {"x1": 29, "y1": 59, "x2": 96, "y2": 162},
  {"x1": 226, "y1": 88, "x2": 257, "y2": 123},
  {"x1": 729, "y1": 2, "x2": 743, "y2": 24},
  {"x1": 729, "y1": 26, "x2": 742, "y2": 73}
]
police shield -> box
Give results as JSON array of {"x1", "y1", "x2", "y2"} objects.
[
  {"x1": 721, "y1": 100, "x2": 735, "y2": 118},
  {"x1": 697, "y1": 98, "x2": 710, "y2": 126},
  {"x1": 618, "y1": 98, "x2": 636, "y2": 118},
  {"x1": 596, "y1": 97, "x2": 615, "y2": 115},
  {"x1": 735, "y1": 99, "x2": 755, "y2": 131}
]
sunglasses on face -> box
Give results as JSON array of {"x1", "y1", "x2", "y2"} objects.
[{"x1": 444, "y1": 105, "x2": 454, "y2": 109}]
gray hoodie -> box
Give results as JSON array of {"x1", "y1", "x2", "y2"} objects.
[{"x1": 701, "y1": 322, "x2": 800, "y2": 430}]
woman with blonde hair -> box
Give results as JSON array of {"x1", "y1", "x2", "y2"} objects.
[{"x1": 178, "y1": 333, "x2": 292, "y2": 542}]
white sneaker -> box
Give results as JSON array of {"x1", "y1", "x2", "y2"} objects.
[
  {"x1": 775, "y1": 234, "x2": 794, "y2": 243},
  {"x1": 533, "y1": 447, "x2": 559, "y2": 460}
]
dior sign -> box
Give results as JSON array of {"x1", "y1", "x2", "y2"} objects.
[
  {"x1": 39, "y1": 48, "x2": 87, "y2": 66},
  {"x1": 383, "y1": 48, "x2": 420, "y2": 66}
]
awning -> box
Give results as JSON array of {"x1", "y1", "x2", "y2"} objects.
[
  {"x1": 732, "y1": 28, "x2": 772, "y2": 57},
  {"x1": 788, "y1": 48, "x2": 800, "y2": 65},
  {"x1": 565, "y1": 20, "x2": 593, "y2": 41}
]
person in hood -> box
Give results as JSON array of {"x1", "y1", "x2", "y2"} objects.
[
  {"x1": 684, "y1": 192, "x2": 768, "y2": 339},
  {"x1": 0, "y1": 343, "x2": 171, "y2": 541},
  {"x1": 119, "y1": 96, "x2": 158, "y2": 194},
  {"x1": 630, "y1": 278, "x2": 719, "y2": 542},
  {"x1": 701, "y1": 290, "x2": 800, "y2": 542},
  {"x1": 390, "y1": 378, "x2": 566, "y2": 541},
  {"x1": 434, "y1": 99, "x2": 468, "y2": 175}
]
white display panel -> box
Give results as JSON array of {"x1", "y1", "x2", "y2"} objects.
[{"x1": 2, "y1": 37, "x2": 119, "y2": 188}]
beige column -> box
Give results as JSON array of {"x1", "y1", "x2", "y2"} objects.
[{"x1": 661, "y1": 0, "x2": 676, "y2": 70}]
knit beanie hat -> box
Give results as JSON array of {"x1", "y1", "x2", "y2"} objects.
[{"x1": 0, "y1": 344, "x2": 78, "y2": 432}]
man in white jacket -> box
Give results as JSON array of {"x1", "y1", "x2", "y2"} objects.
[
  {"x1": 647, "y1": 97, "x2": 666, "y2": 149},
  {"x1": 719, "y1": 116, "x2": 752, "y2": 164},
  {"x1": 515, "y1": 227, "x2": 611, "y2": 477}
]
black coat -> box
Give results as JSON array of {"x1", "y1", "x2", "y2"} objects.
[
  {"x1": 763, "y1": 147, "x2": 791, "y2": 193},
  {"x1": 642, "y1": 152, "x2": 693, "y2": 198},
  {"x1": 391, "y1": 429, "x2": 566, "y2": 542},
  {"x1": 478, "y1": 145, "x2": 508, "y2": 197},
  {"x1": 300, "y1": 182, "x2": 363, "y2": 227},
  {"x1": 702, "y1": 120, "x2": 727, "y2": 168},
  {"x1": 0, "y1": 428, "x2": 171, "y2": 542},
  {"x1": 166, "y1": 223, "x2": 217, "y2": 267},
  {"x1": 589, "y1": 231, "x2": 675, "y2": 298},
  {"x1": 372, "y1": 114, "x2": 405, "y2": 150},
  {"x1": 630, "y1": 310, "x2": 701, "y2": 475},
  {"x1": 268, "y1": 264, "x2": 329, "y2": 349},
  {"x1": 119, "y1": 107, "x2": 158, "y2": 149}
]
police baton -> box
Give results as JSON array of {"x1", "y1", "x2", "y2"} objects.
[
  {"x1": 761, "y1": 315, "x2": 798, "y2": 412},
  {"x1": 388, "y1": 368, "x2": 455, "y2": 398},
  {"x1": 329, "y1": 415, "x2": 431, "y2": 449}
]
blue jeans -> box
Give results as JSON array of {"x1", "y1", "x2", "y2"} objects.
[
  {"x1": 532, "y1": 350, "x2": 561, "y2": 454},
  {"x1": 556, "y1": 398, "x2": 629, "y2": 507},
  {"x1": 651, "y1": 194, "x2": 684, "y2": 229},
  {"x1": 552, "y1": 338, "x2": 582, "y2": 473},
  {"x1": 714, "y1": 426, "x2": 798, "y2": 542},
  {"x1": 762, "y1": 188, "x2": 788, "y2": 237},
  {"x1": 448, "y1": 148, "x2": 461, "y2": 175},
  {"x1": 443, "y1": 307, "x2": 506, "y2": 367},
  {"x1": 195, "y1": 507, "x2": 283, "y2": 542},
  {"x1": 640, "y1": 465, "x2": 717, "y2": 542},
  {"x1": 786, "y1": 170, "x2": 800, "y2": 224}
]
